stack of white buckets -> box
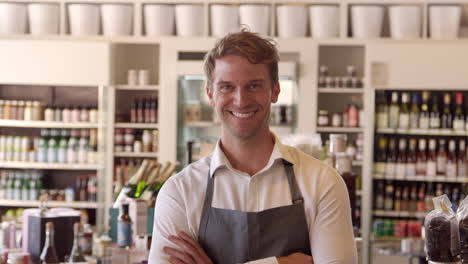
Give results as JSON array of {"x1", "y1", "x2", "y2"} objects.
[{"x1": 0, "y1": 2, "x2": 464, "y2": 39}]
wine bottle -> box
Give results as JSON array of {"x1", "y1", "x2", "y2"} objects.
[
  {"x1": 419, "y1": 91, "x2": 430, "y2": 130},
  {"x1": 117, "y1": 203, "x2": 132, "y2": 248},
  {"x1": 388, "y1": 92, "x2": 400, "y2": 129},
  {"x1": 40, "y1": 222, "x2": 59, "y2": 264},
  {"x1": 67, "y1": 222, "x2": 85, "y2": 263}
]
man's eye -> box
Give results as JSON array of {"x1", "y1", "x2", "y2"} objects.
[
  {"x1": 249, "y1": 83, "x2": 260, "y2": 89},
  {"x1": 220, "y1": 85, "x2": 233, "y2": 91}
]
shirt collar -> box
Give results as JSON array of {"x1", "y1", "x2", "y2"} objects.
[{"x1": 209, "y1": 133, "x2": 295, "y2": 178}]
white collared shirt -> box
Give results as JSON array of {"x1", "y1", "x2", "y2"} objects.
[{"x1": 149, "y1": 136, "x2": 357, "y2": 264}]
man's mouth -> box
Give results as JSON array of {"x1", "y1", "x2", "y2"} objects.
[{"x1": 229, "y1": 111, "x2": 256, "y2": 119}]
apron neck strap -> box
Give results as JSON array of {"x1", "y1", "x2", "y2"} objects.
[{"x1": 204, "y1": 159, "x2": 304, "y2": 209}]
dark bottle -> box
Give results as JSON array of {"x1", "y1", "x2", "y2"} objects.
[
  {"x1": 40, "y1": 222, "x2": 59, "y2": 264},
  {"x1": 446, "y1": 139, "x2": 457, "y2": 177},
  {"x1": 441, "y1": 93, "x2": 453, "y2": 129},
  {"x1": 137, "y1": 98, "x2": 145, "y2": 123},
  {"x1": 87, "y1": 176, "x2": 97, "y2": 202},
  {"x1": 394, "y1": 186, "x2": 402, "y2": 211},
  {"x1": 384, "y1": 180, "x2": 394, "y2": 211},
  {"x1": 150, "y1": 97, "x2": 158, "y2": 123},
  {"x1": 375, "y1": 181, "x2": 385, "y2": 210},
  {"x1": 417, "y1": 184, "x2": 426, "y2": 212},
  {"x1": 67, "y1": 223, "x2": 85, "y2": 263},
  {"x1": 144, "y1": 97, "x2": 151, "y2": 123},
  {"x1": 79, "y1": 177, "x2": 88, "y2": 201},
  {"x1": 130, "y1": 101, "x2": 137, "y2": 123},
  {"x1": 458, "y1": 140, "x2": 467, "y2": 178},
  {"x1": 426, "y1": 183, "x2": 435, "y2": 212},
  {"x1": 452, "y1": 187, "x2": 460, "y2": 211},
  {"x1": 401, "y1": 186, "x2": 409, "y2": 211},
  {"x1": 409, "y1": 185, "x2": 418, "y2": 212},
  {"x1": 430, "y1": 95, "x2": 441, "y2": 129},
  {"x1": 117, "y1": 203, "x2": 132, "y2": 248}
]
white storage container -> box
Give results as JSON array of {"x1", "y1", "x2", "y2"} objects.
[
  {"x1": 0, "y1": 3, "x2": 27, "y2": 35},
  {"x1": 175, "y1": 4, "x2": 204, "y2": 36},
  {"x1": 28, "y1": 3, "x2": 60, "y2": 35},
  {"x1": 277, "y1": 5, "x2": 307, "y2": 38},
  {"x1": 210, "y1": 4, "x2": 239, "y2": 37},
  {"x1": 389, "y1": 5, "x2": 422, "y2": 39},
  {"x1": 144, "y1": 4, "x2": 175, "y2": 36},
  {"x1": 309, "y1": 5, "x2": 339, "y2": 38},
  {"x1": 351, "y1": 5, "x2": 384, "y2": 38},
  {"x1": 101, "y1": 4, "x2": 133, "y2": 36},
  {"x1": 68, "y1": 4, "x2": 100, "y2": 36},
  {"x1": 239, "y1": 4, "x2": 270, "y2": 35},
  {"x1": 429, "y1": 5, "x2": 462, "y2": 39}
]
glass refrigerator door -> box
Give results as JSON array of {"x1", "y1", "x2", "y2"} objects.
[{"x1": 177, "y1": 61, "x2": 298, "y2": 167}]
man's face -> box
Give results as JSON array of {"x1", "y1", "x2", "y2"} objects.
[{"x1": 206, "y1": 55, "x2": 280, "y2": 140}]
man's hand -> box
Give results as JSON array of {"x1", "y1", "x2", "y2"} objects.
[
  {"x1": 163, "y1": 231, "x2": 213, "y2": 264},
  {"x1": 276, "y1": 253, "x2": 313, "y2": 264}
]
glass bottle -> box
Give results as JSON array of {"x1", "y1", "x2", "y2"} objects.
[
  {"x1": 395, "y1": 138, "x2": 407, "y2": 179},
  {"x1": 80, "y1": 106, "x2": 89, "y2": 122},
  {"x1": 24, "y1": 101, "x2": 33, "y2": 121},
  {"x1": 17, "y1": 101, "x2": 25, "y2": 120},
  {"x1": 425, "y1": 183, "x2": 435, "y2": 212},
  {"x1": 13, "y1": 173, "x2": 22, "y2": 200},
  {"x1": 401, "y1": 186, "x2": 409, "y2": 211},
  {"x1": 10, "y1": 100, "x2": 18, "y2": 120},
  {"x1": 416, "y1": 138, "x2": 427, "y2": 175},
  {"x1": 89, "y1": 107, "x2": 98, "y2": 123},
  {"x1": 384, "y1": 180, "x2": 394, "y2": 211},
  {"x1": 398, "y1": 92, "x2": 410, "y2": 130},
  {"x1": 47, "y1": 129, "x2": 58, "y2": 163},
  {"x1": 0, "y1": 100, "x2": 4, "y2": 119},
  {"x1": 417, "y1": 184, "x2": 426, "y2": 212},
  {"x1": 44, "y1": 105, "x2": 54, "y2": 122},
  {"x1": 130, "y1": 100, "x2": 137, "y2": 123},
  {"x1": 453, "y1": 92, "x2": 465, "y2": 132},
  {"x1": 22, "y1": 173, "x2": 29, "y2": 201},
  {"x1": 32, "y1": 101, "x2": 42, "y2": 121},
  {"x1": 386, "y1": 138, "x2": 397, "y2": 177},
  {"x1": 150, "y1": 97, "x2": 158, "y2": 123},
  {"x1": 388, "y1": 92, "x2": 400, "y2": 129},
  {"x1": 54, "y1": 106, "x2": 62, "y2": 122},
  {"x1": 117, "y1": 203, "x2": 133, "y2": 248},
  {"x1": 40, "y1": 222, "x2": 59, "y2": 264},
  {"x1": 458, "y1": 140, "x2": 467, "y2": 178},
  {"x1": 376, "y1": 95, "x2": 389, "y2": 129},
  {"x1": 409, "y1": 93, "x2": 420, "y2": 129},
  {"x1": 419, "y1": 91, "x2": 430, "y2": 130},
  {"x1": 446, "y1": 139, "x2": 457, "y2": 178},
  {"x1": 144, "y1": 98, "x2": 151, "y2": 123},
  {"x1": 67, "y1": 130, "x2": 79, "y2": 164},
  {"x1": 429, "y1": 96, "x2": 441, "y2": 129},
  {"x1": 375, "y1": 181, "x2": 384, "y2": 210},
  {"x1": 71, "y1": 106, "x2": 80, "y2": 122},
  {"x1": 29, "y1": 173, "x2": 38, "y2": 201},
  {"x1": 137, "y1": 98, "x2": 144, "y2": 123},
  {"x1": 67, "y1": 222, "x2": 85, "y2": 263},
  {"x1": 436, "y1": 139, "x2": 447, "y2": 175},
  {"x1": 62, "y1": 105, "x2": 71, "y2": 123},
  {"x1": 427, "y1": 139, "x2": 437, "y2": 177},
  {"x1": 58, "y1": 130, "x2": 69, "y2": 164},
  {"x1": 409, "y1": 185, "x2": 417, "y2": 212},
  {"x1": 79, "y1": 223, "x2": 93, "y2": 255},
  {"x1": 406, "y1": 138, "x2": 417, "y2": 177},
  {"x1": 394, "y1": 186, "x2": 401, "y2": 211},
  {"x1": 441, "y1": 93, "x2": 453, "y2": 129}
]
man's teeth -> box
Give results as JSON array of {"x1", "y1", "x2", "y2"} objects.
[{"x1": 232, "y1": 112, "x2": 255, "y2": 118}]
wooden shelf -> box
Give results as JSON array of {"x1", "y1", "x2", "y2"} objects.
[
  {"x1": 114, "y1": 123, "x2": 159, "y2": 129},
  {"x1": 114, "y1": 152, "x2": 158, "y2": 158},
  {"x1": 318, "y1": 88, "x2": 364, "y2": 93},
  {"x1": 115, "y1": 85, "x2": 159, "y2": 91},
  {"x1": 0, "y1": 120, "x2": 98, "y2": 129},
  {"x1": 317, "y1": 126, "x2": 363, "y2": 133},
  {"x1": 374, "y1": 174, "x2": 467, "y2": 183},
  {"x1": 0, "y1": 199, "x2": 98, "y2": 209},
  {"x1": 376, "y1": 128, "x2": 468, "y2": 136},
  {"x1": 373, "y1": 210, "x2": 427, "y2": 218},
  {"x1": 0, "y1": 162, "x2": 101, "y2": 170},
  {"x1": 374, "y1": 85, "x2": 468, "y2": 91}
]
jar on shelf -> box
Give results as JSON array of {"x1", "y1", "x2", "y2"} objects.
[
  {"x1": 332, "y1": 112, "x2": 342, "y2": 127},
  {"x1": 3, "y1": 101, "x2": 11, "y2": 120},
  {"x1": 0, "y1": 100, "x2": 4, "y2": 119},
  {"x1": 124, "y1": 129, "x2": 135, "y2": 146},
  {"x1": 152, "y1": 130, "x2": 159, "y2": 153},
  {"x1": 10, "y1": 101, "x2": 18, "y2": 120},
  {"x1": 89, "y1": 107, "x2": 98, "y2": 123},
  {"x1": 80, "y1": 106, "x2": 89, "y2": 122},
  {"x1": 44, "y1": 105, "x2": 54, "y2": 122},
  {"x1": 32, "y1": 101, "x2": 42, "y2": 121},
  {"x1": 17, "y1": 101, "x2": 25, "y2": 121},
  {"x1": 54, "y1": 106, "x2": 62, "y2": 122},
  {"x1": 24, "y1": 101, "x2": 33, "y2": 121},
  {"x1": 115, "y1": 129, "x2": 124, "y2": 146},
  {"x1": 142, "y1": 130, "x2": 152, "y2": 152},
  {"x1": 317, "y1": 110, "x2": 329, "y2": 127}
]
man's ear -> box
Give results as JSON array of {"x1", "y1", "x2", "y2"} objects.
[
  {"x1": 206, "y1": 85, "x2": 215, "y2": 107},
  {"x1": 271, "y1": 82, "x2": 280, "y2": 103}
]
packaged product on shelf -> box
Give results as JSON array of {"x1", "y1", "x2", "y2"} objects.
[
  {"x1": 457, "y1": 195, "x2": 468, "y2": 263},
  {"x1": 424, "y1": 194, "x2": 460, "y2": 263}
]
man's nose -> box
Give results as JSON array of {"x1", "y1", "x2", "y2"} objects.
[{"x1": 233, "y1": 87, "x2": 249, "y2": 107}]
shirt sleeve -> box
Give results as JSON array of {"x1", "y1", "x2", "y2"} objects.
[
  {"x1": 309, "y1": 168, "x2": 358, "y2": 264},
  {"x1": 148, "y1": 179, "x2": 192, "y2": 264}
]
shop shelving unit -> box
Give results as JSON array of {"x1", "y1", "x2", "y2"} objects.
[{"x1": 0, "y1": 0, "x2": 468, "y2": 263}]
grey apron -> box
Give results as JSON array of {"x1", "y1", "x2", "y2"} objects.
[{"x1": 198, "y1": 160, "x2": 311, "y2": 264}]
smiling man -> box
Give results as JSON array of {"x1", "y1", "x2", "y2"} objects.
[{"x1": 148, "y1": 31, "x2": 357, "y2": 264}]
